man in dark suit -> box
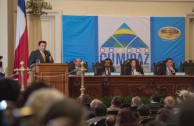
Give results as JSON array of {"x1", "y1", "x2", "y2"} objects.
[
  {"x1": 87, "y1": 103, "x2": 107, "y2": 125},
  {"x1": 157, "y1": 58, "x2": 177, "y2": 75},
  {"x1": 147, "y1": 92, "x2": 163, "y2": 111},
  {"x1": 68, "y1": 58, "x2": 82, "y2": 75},
  {"x1": 96, "y1": 58, "x2": 114, "y2": 75},
  {"x1": 27, "y1": 41, "x2": 54, "y2": 67}
]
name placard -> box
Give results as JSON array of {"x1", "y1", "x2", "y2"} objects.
[
  {"x1": 144, "y1": 72, "x2": 154, "y2": 76},
  {"x1": 175, "y1": 72, "x2": 185, "y2": 76},
  {"x1": 111, "y1": 72, "x2": 120, "y2": 76},
  {"x1": 85, "y1": 72, "x2": 94, "y2": 76}
]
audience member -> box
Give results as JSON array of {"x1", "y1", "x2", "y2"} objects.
[
  {"x1": 145, "y1": 120, "x2": 167, "y2": 126},
  {"x1": 178, "y1": 97, "x2": 194, "y2": 126},
  {"x1": 76, "y1": 94, "x2": 91, "y2": 110},
  {"x1": 115, "y1": 109, "x2": 138, "y2": 126},
  {"x1": 88, "y1": 99, "x2": 102, "y2": 119},
  {"x1": 20, "y1": 88, "x2": 65, "y2": 126},
  {"x1": 164, "y1": 96, "x2": 175, "y2": 109},
  {"x1": 137, "y1": 105, "x2": 154, "y2": 126},
  {"x1": 107, "y1": 96, "x2": 122, "y2": 112},
  {"x1": 174, "y1": 89, "x2": 194, "y2": 114},
  {"x1": 105, "y1": 115, "x2": 116, "y2": 126},
  {"x1": 0, "y1": 78, "x2": 21, "y2": 126},
  {"x1": 90, "y1": 99, "x2": 102, "y2": 110},
  {"x1": 0, "y1": 78, "x2": 21, "y2": 103},
  {"x1": 156, "y1": 108, "x2": 173, "y2": 124},
  {"x1": 21, "y1": 81, "x2": 50, "y2": 106},
  {"x1": 147, "y1": 92, "x2": 163, "y2": 111},
  {"x1": 124, "y1": 59, "x2": 144, "y2": 75},
  {"x1": 41, "y1": 99, "x2": 87, "y2": 126},
  {"x1": 87, "y1": 103, "x2": 107, "y2": 125},
  {"x1": 131, "y1": 96, "x2": 142, "y2": 111},
  {"x1": 137, "y1": 105, "x2": 151, "y2": 119},
  {"x1": 176, "y1": 89, "x2": 194, "y2": 104},
  {"x1": 131, "y1": 96, "x2": 142, "y2": 107}
]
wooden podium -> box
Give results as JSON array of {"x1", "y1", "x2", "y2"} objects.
[{"x1": 30, "y1": 63, "x2": 69, "y2": 96}]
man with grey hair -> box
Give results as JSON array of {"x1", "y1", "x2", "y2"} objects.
[
  {"x1": 90, "y1": 99, "x2": 102, "y2": 110},
  {"x1": 130, "y1": 96, "x2": 142, "y2": 112},
  {"x1": 131, "y1": 96, "x2": 142, "y2": 107},
  {"x1": 87, "y1": 99, "x2": 102, "y2": 119}
]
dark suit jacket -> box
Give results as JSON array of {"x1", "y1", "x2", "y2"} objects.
[
  {"x1": 0, "y1": 72, "x2": 5, "y2": 78},
  {"x1": 87, "y1": 116, "x2": 107, "y2": 126},
  {"x1": 157, "y1": 66, "x2": 177, "y2": 75},
  {"x1": 68, "y1": 65, "x2": 77, "y2": 75},
  {"x1": 147, "y1": 102, "x2": 164, "y2": 111},
  {"x1": 124, "y1": 67, "x2": 144, "y2": 75},
  {"x1": 95, "y1": 67, "x2": 114, "y2": 75},
  {"x1": 28, "y1": 49, "x2": 54, "y2": 67}
]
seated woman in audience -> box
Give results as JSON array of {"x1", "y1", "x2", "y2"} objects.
[{"x1": 124, "y1": 59, "x2": 144, "y2": 75}]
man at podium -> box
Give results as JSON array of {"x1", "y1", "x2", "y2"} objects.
[{"x1": 28, "y1": 41, "x2": 54, "y2": 67}]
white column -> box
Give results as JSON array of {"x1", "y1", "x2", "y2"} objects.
[{"x1": 0, "y1": 0, "x2": 8, "y2": 70}]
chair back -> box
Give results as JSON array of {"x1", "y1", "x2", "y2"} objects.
[
  {"x1": 92, "y1": 61, "x2": 104, "y2": 74},
  {"x1": 153, "y1": 61, "x2": 166, "y2": 75},
  {"x1": 181, "y1": 60, "x2": 194, "y2": 75},
  {"x1": 120, "y1": 59, "x2": 130, "y2": 75},
  {"x1": 68, "y1": 61, "x2": 75, "y2": 72}
]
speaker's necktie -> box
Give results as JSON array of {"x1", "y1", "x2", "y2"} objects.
[{"x1": 41, "y1": 52, "x2": 46, "y2": 62}]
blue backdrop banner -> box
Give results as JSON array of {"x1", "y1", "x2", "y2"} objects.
[
  {"x1": 151, "y1": 17, "x2": 185, "y2": 71},
  {"x1": 62, "y1": 15, "x2": 185, "y2": 72},
  {"x1": 62, "y1": 16, "x2": 98, "y2": 71}
]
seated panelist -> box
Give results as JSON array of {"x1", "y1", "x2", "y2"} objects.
[
  {"x1": 157, "y1": 58, "x2": 177, "y2": 75},
  {"x1": 124, "y1": 59, "x2": 144, "y2": 75},
  {"x1": 69, "y1": 58, "x2": 82, "y2": 75},
  {"x1": 28, "y1": 41, "x2": 54, "y2": 67},
  {"x1": 96, "y1": 58, "x2": 114, "y2": 75}
]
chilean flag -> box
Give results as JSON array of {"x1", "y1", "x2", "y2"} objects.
[{"x1": 14, "y1": 0, "x2": 29, "y2": 88}]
